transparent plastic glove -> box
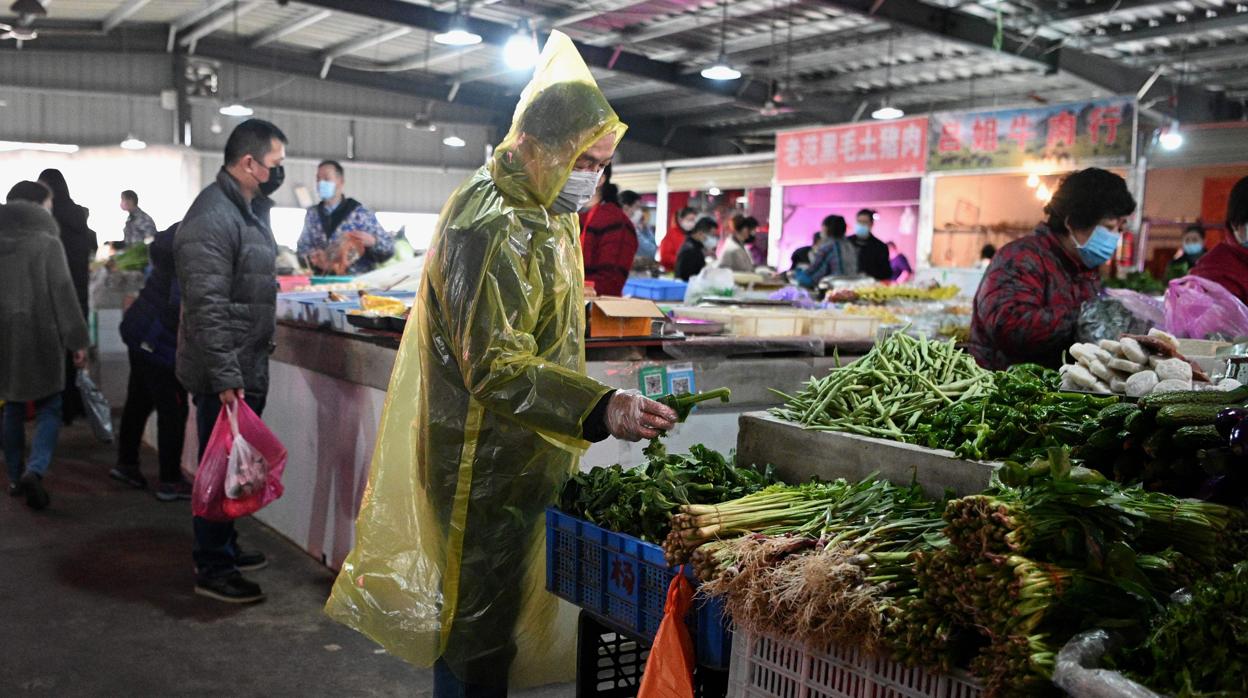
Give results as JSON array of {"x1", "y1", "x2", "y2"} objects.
[{"x1": 606, "y1": 389, "x2": 678, "y2": 442}]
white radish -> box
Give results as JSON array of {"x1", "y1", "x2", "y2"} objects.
[{"x1": 1125, "y1": 370, "x2": 1159, "y2": 398}]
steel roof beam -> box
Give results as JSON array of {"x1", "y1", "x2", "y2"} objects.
[
  {"x1": 1083, "y1": 7, "x2": 1248, "y2": 44},
  {"x1": 249, "y1": 8, "x2": 333, "y2": 48},
  {"x1": 178, "y1": 0, "x2": 265, "y2": 52},
  {"x1": 102, "y1": 0, "x2": 152, "y2": 33},
  {"x1": 288, "y1": 0, "x2": 771, "y2": 105}
]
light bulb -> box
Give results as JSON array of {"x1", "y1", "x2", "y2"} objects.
[
  {"x1": 1159, "y1": 129, "x2": 1184, "y2": 151},
  {"x1": 435, "y1": 16, "x2": 482, "y2": 47},
  {"x1": 119, "y1": 135, "x2": 147, "y2": 150},
  {"x1": 443, "y1": 135, "x2": 466, "y2": 148},
  {"x1": 503, "y1": 30, "x2": 538, "y2": 70},
  {"x1": 1035, "y1": 184, "x2": 1052, "y2": 201},
  {"x1": 1026, "y1": 173, "x2": 1040, "y2": 188},
  {"x1": 871, "y1": 105, "x2": 904, "y2": 120},
  {"x1": 708, "y1": 186, "x2": 722, "y2": 196},
  {"x1": 219, "y1": 103, "x2": 254, "y2": 117},
  {"x1": 701, "y1": 55, "x2": 741, "y2": 81}
]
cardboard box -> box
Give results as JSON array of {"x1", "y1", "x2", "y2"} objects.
[{"x1": 588, "y1": 297, "x2": 666, "y2": 339}]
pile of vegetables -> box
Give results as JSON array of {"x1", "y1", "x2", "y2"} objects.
[
  {"x1": 826, "y1": 284, "x2": 960, "y2": 303},
  {"x1": 772, "y1": 334, "x2": 1115, "y2": 462},
  {"x1": 558, "y1": 442, "x2": 772, "y2": 543},
  {"x1": 1109, "y1": 561, "x2": 1248, "y2": 695},
  {"x1": 1104, "y1": 270, "x2": 1165, "y2": 296},
  {"x1": 1076, "y1": 385, "x2": 1248, "y2": 502},
  {"x1": 1059, "y1": 328, "x2": 1239, "y2": 396},
  {"x1": 770, "y1": 332, "x2": 993, "y2": 440},
  {"x1": 916, "y1": 363, "x2": 1117, "y2": 462},
  {"x1": 685, "y1": 454, "x2": 1246, "y2": 697},
  {"x1": 112, "y1": 242, "x2": 149, "y2": 271}
]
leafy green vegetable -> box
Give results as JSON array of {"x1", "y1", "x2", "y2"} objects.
[
  {"x1": 1104, "y1": 271, "x2": 1165, "y2": 296},
  {"x1": 658, "y1": 387, "x2": 731, "y2": 422},
  {"x1": 1112, "y1": 561, "x2": 1248, "y2": 696},
  {"x1": 558, "y1": 443, "x2": 773, "y2": 543}
]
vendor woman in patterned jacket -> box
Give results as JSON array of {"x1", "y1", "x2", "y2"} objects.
[
  {"x1": 968, "y1": 168, "x2": 1136, "y2": 370},
  {"x1": 297, "y1": 159, "x2": 394, "y2": 274}
]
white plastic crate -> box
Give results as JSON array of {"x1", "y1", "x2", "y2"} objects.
[
  {"x1": 802, "y1": 312, "x2": 881, "y2": 342},
  {"x1": 727, "y1": 629, "x2": 982, "y2": 698}
]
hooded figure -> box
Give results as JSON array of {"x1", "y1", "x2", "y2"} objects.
[{"x1": 327, "y1": 32, "x2": 635, "y2": 689}]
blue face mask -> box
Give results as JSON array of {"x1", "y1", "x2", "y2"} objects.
[
  {"x1": 854, "y1": 223, "x2": 870, "y2": 238},
  {"x1": 317, "y1": 180, "x2": 337, "y2": 201},
  {"x1": 1076, "y1": 225, "x2": 1121, "y2": 268},
  {"x1": 1183, "y1": 241, "x2": 1205, "y2": 256}
]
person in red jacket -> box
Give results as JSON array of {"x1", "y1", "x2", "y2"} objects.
[
  {"x1": 1191, "y1": 175, "x2": 1248, "y2": 306},
  {"x1": 581, "y1": 182, "x2": 638, "y2": 296},
  {"x1": 659, "y1": 206, "x2": 698, "y2": 271},
  {"x1": 969, "y1": 168, "x2": 1137, "y2": 370}
]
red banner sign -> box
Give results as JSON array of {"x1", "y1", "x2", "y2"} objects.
[{"x1": 775, "y1": 117, "x2": 929, "y2": 184}]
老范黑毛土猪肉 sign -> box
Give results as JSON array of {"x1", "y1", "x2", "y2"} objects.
[{"x1": 775, "y1": 117, "x2": 930, "y2": 184}]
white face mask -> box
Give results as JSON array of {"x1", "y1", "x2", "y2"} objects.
[
  {"x1": 629, "y1": 208, "x2": 644, "y2": 225},
  {"x1": 703, "y1": 235, "x2": 720, "y2": 250},
  {"x1": 679, "y1": 218, "x2": 696, "y2": 232},
  {"x1": 551, "y1": 169, "x2": 602, "y2": 214}
]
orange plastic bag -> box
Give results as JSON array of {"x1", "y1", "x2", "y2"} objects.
[{"x1": 638, "y1": 572, "x2": 696, "y2": 698}]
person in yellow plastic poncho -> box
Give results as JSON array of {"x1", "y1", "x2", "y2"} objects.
[{"x1": 325, "y1": 31, "x2": 678, "y2": 696}]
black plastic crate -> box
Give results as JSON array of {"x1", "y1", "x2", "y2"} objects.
[{"x1": 576, "y1": 612, "x2": 728, "y2": 698}]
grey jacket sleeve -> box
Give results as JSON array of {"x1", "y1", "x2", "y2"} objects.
[
  {"x1": 176, "y1": 211, "x2": 244, "y2": 393},
  {"x1": 45, "y1": 237, "x2": 90, "y2": 352}
]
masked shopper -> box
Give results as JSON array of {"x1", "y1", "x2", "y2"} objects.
[
  {"x1": 175, "y1": 119, "x2": 287, "y2": 604},
  {"x1": 659, "y1": 206, "x2": 698, "y2": 272},
  {"x1": 969, "y1": 168, "x2": 1136, "y2": 369},
  {"x1": 1190, "y1": 175, "x2": 1248, "y2": 305},
  {"x1": 326, "y1": 32, "x2": 677, "y2": 697}
]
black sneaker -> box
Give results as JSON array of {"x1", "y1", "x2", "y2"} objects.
[
  {"x1": 237, "y1": 549, "x2": 268, "y2": 572},
  {"x1": 20, "y1": 472, "x2": 49, "y2": 511},
  {"x1": 194, "y1": 573, "x2": 265, "y2": 604},
  {"x1": 154, "y1": 480, "x2": 192, "y2": 502},
  {"x1": 109, "y1": 466, "x2": 148, "y2": 490},
  {"x1": 8, "y1": 481, "x2": 23, "y2": 497}
]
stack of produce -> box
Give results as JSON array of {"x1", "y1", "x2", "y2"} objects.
[
  {"x1": 558, "y1": 441, "x2": 772, "y2": 544},
  {"x1": 1075, "y1": 385, "x2": 1248, "y2": 500},
  {"x1": 770, "y1": 332, "x2": 994, "y2": 440},
  {"x1": 772, "y1": 334, "x2": 1115, "y2": 462},
  {"x1": 112, "y1": 241, "x2": 149, "y2": 271},
  {"x1": 1059, "y1": 328, "x2": 1239, "y2": 396},
  {"x1": 826, "y1": 284, "x2": 960, "y2": 303},
  {"x1": 1108, "y1": 561, "x2": 1248, "y2": 695},
  {"x1": 688, "y1": 456, "x2": 1246, "y2": 696}
]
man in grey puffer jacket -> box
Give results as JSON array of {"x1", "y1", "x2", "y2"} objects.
[{"x1": 176, "y1": 119, "x2": 286, "y2": 604}]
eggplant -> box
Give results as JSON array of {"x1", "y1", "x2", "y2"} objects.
[
  {"x1": 1215, "y1": 407, "x2": 1248, "y2": 439},
  {"x1": 1230, "y1": 416, "x2": 1248, "y2": 456}
]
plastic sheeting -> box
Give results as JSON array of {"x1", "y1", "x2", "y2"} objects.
[
  {"x1": 1052, "y1": 630, "x2": 1163, "y2": 698},
  {"x1": 324, "y1": 31, "x2": 625, "y2": 689}
]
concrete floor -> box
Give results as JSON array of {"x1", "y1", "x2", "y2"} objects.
[{"x1": 0, "y1": 422, "x2": 574, "y2": 698}]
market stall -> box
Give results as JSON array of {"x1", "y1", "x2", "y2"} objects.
[
  {"x1": 773, "y1": 117, "x2": 929, "y2": 274},
  {"x1": 925, "y1": 97, "x2": 1137, "y2": 271},
  {"x1": 546, "y1": 328, "x2": 1248, "y2": 697}
]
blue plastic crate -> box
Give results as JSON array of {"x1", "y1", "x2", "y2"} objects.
[
  {"x1": 545, "y1": 508, "x2": 732, "y2": 669},
  {"x1": 623, "y1": 278, "x2": 688, "y2": 301}
]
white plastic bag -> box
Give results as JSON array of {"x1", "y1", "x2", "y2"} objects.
[
  {"x1": 222, "y1": 402, "x2": 269, "y2": 500},
  {"x1": 682, "y1": 266, "x2": 735, "y2": 304},
  {"x1": 76, "y1": 369, "x2": 113, "y2": 444}
]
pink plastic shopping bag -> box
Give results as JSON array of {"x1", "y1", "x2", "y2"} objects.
[
  {"x1": 1165, "y1": 275, "x2": 1248, "y2": 340},
  {"x1": 191, "y1": 401, "x2": 288, "y2": 521}
]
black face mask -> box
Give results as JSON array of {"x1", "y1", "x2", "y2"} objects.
[
  {"x1": 258, "y1": 164, "x2": 285, "y2": 196},
  {"x1": 745, "y1": 233, "x2": 757, "y2": 245}
]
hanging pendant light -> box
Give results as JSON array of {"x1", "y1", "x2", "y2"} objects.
[
  {"x1": 219, "y1": 2, "x2": 253, "y2": 117},
  {"x1": 436, "y1": 3, "x2": 482, "y2": 46},
  {"x1": 442, "y1": 134, "x2": 466, "y2": 148},
  {"x1": 871, "y1": 33, "x2": 904, "y2": 120},
  {"x1": 701, "y1": 1, "x2": 740, "y2": 81},
  {"x1": 119, "y1": 134, "x2": 147, "y2": 150},
  {"x1": 503, "y1": 18, "x2": 538, "y2": 70},
  {"x1": 1159, "y1": 121, "x2": 1183, "y2": 151}
]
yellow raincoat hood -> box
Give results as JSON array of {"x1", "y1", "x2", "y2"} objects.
[{"x1": 325, "y1": 31, "x2": 625, "y2": 689}]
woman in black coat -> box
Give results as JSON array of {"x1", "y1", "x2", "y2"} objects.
[{"x1": 38, "y1": 169, "x2": 98, "y2": 424}]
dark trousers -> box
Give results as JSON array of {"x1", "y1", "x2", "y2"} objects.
[
  {"x1": 117, "y1": 350, "x2": 188, "y2": 483},
  {"x1": 192, "y1": 390, "x2": 266, "y2": 581}
]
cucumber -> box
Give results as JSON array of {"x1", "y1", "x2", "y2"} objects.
[
  {"x1": 1124, "y1": 409, "x2": 1152, "y2": 436},
  {"x1": 1173, "y1": 425, "x2": 1223, "y2": 450},
  {"x1": 1156, "y1": 403, "x2": 1228, "y2": 428},
  {"x1": 1087, "y1": 427, "x2": 1123, "y2": 451},
  {"x1": 1096, "y1": 403, "x2": 1140, "y2": 430},
  {"x1": 1139, "y1": 385, "x2": 1248, "y2": 412}
]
